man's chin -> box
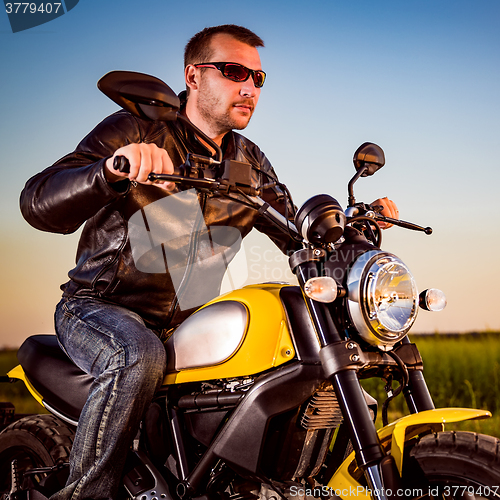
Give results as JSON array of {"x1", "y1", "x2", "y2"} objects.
[{"x1": 231, "y1": 116, "x2": 252, "y2": 131}]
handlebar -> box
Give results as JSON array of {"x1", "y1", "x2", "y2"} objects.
[
  {"x1": 113, "y1": 154, "x2": 300, "y2": 239},
  {"x1": 113, "y1": 154, "x2": 257, "y2": 190},
  {"x1": 347, "y1": 204, "x2": 432, "y2": 235},
  {"x1": 113, "y1": 155, "x2": 431, "y2": 245}
]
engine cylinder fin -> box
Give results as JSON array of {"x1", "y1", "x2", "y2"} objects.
[{"x1": 299, "y1": 390, "x2": 343, "y2": 430}]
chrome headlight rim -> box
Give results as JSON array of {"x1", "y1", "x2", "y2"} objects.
[{"x1": 347, "y1": 250, "x2": 418, "y2": 350}]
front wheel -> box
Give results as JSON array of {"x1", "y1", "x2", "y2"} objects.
[
  {"x1": 0, "y1": 414, "x2": 74, "y2": 497},
  {"x1": 403, "y1": 431, "x2": 500, "y2": 499}
]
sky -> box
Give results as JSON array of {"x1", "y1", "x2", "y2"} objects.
[{"x1": 0, "y1": 0, "x2": 499, "y2": 347}]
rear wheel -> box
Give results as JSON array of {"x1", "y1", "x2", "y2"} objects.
[
  {"x1": 403, "y1": 431, "x2": 500, "y2": 499},
  {"x1": 0, "y1": 414, "x2": 74, "y2": 497}
]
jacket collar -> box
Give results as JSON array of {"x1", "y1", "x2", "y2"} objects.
[{"x1": 177, "y1": 90, "x2": 236, "y2": 160}]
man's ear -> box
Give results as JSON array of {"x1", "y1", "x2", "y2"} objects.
[{"x1": 185, "y1": 65, "x2": 199, "y2": 92}]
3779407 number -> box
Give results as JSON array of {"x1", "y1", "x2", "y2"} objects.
[
  {"x1": 443, "y1": 485, "x2": 499, "y2": 497},
  {"x1": 5, "y1": 3, "x2": 62, "y2": 14}
]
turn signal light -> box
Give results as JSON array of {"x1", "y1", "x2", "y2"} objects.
[
  {"x1": 304, "y1": 277, "x2": 339, "y2": 303},
  {"x1": 419, "y1": 288, "x2": 447, "y2": 312}
]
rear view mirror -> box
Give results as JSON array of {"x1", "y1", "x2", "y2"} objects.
[
  {"x1": 353, "y1": 142, "x2": 385, "y2": 177},
  {"x1": 98, "y1": 71, "x2": 180, "y2": 122},
  {"x1": 348, "y1": 142, "x2": 386, "y2": 206}
]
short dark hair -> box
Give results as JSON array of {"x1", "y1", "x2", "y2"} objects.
[{"x1": 184, "y1": 24, "x2": 264, "y2": 67}]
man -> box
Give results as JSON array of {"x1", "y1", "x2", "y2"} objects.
[
  {"x1": 20, "y1": 24, "x2": 295, "y2": 500},
  {"x1": 20, "y1": 24, "x2": 398, "y2": 500}
]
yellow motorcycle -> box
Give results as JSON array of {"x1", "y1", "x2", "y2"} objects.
[{"x1": 1, "y1": 72, "x2": 498, "y2": 500}]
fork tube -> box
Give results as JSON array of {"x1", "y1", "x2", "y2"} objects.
[
  {"x1": 332, "y1": 370, "x2": 393, "y2": 500},
  {"x1": 332, "y1": 369, "x2": 385, "y2": 468},
  {"x1": 400, "y1": 338, "x2": 435, "y2": 412},
  {"x1": 404, "y1": 371, "x2": 435, "y2": 413}
]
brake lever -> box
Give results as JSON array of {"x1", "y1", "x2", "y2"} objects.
[
  {"x1": 380, "y1": 216, "x2": 433, "y2": 234},
  {"x1": 147, "y1": 172, "x2": 262, "y2": 197},
  {"x1": 357, "y1": 203, "x2": 433, "y2": 235},
  {"x1": 148, "y1": 172, "x2": 221, "y2": 190}
]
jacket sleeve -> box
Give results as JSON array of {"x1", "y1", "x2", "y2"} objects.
[{"x1": 20, "y1": 111, "x2": 140, "y2": 234}]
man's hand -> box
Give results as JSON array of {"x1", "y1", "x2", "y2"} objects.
[
  {"x1": 105, "y1": 143, "x2": 176, "y2": 191},
  {"x1": 372, "y1": 197, "x2": 399, "y2": 229}
]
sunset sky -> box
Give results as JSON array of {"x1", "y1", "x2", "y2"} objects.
[{"x1": 1, "y1": 0, "x2": 499, "y2": 347}]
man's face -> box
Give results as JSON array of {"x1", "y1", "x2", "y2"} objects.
[{"x1": 186, "y1": 34, "x2": 263, "y2": 139}]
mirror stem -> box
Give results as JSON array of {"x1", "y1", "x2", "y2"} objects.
[{"x1": 347, "y1": 164, "x2": 368, "y2": 206}]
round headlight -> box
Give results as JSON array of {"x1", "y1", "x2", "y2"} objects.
[{"x1": 347, "y1": 250, "x2": 418, "y2": 349}]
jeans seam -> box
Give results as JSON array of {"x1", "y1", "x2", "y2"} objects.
[{"x1": 96, "y1": 374, "x2": 119, "y2": 461}]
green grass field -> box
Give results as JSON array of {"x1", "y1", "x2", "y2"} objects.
[
  {"x1": 362, "y1": 332, "x2": 500, "y2": 437},
  {"x1": 1, "y1": 332, "x2": 500, "y2": 435}
]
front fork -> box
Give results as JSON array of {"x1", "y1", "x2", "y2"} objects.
[
  {"x1": 325, "y1": 365, "x2": 410, "y2": 499},
  {"x1": 291, "y1": 250, "x2": 434, "y2": 500}
]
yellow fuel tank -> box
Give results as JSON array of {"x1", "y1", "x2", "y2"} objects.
[{"x1": 163, "y1": 284, "x2": 295, "y2": 384}]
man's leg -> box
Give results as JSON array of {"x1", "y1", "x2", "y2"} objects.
[{"x1": 50, "y1": 297, "x2": 167, "y2": 500}]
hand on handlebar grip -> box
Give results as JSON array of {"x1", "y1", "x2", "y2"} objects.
[
  {"x1": 372, "y1": 197, "x2": 399, "y2": 229},
  {"x1": 113, "y1": 155, "x2": 130, "y2": 174},
  {"x1": 107, "y1": 143, "x2": 176, "y2": 191}
]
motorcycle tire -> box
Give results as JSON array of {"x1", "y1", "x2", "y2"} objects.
[
  {"x1": 0, "y1": 414, "x2": 74, "y2": 496},
  {"x1": 403, "y1": 431, "x2": 500, "y2": 499}
]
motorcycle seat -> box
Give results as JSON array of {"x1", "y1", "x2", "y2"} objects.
[{"x1": 17, "y1": 334, "x2": 93, "y2": 424}]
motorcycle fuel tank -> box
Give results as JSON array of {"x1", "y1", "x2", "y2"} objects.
[{"x1": 163, "y1": 284, "x2": 296, "y2": 384}]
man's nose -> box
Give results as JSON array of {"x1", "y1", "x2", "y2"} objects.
[{"x1": 240, "y1": 78, "x2": 257, "y2": 97}]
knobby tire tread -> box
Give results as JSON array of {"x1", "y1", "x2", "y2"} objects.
[
  {"x1": 407, "y1": 430, "x2": 500, "y2": 492},
  {"x1": 0, "y1": 414, "x2": 74, "y2": 465}
]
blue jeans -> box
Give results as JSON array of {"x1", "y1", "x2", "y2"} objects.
[{"x1": 50, "y1": 297, "x2": 167, "y2": 500}]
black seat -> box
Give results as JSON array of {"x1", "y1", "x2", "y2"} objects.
[{"x1": 17, "y1": 335, "x2": 93, "y2": 423}]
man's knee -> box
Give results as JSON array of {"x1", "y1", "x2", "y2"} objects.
[{"x1": 133, "y1": 335, "x2": 167, "y2": 382}]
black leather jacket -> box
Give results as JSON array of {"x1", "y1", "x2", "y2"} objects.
[{"x1": 20, "y1": 110, "x2": 296, "y2": 330}]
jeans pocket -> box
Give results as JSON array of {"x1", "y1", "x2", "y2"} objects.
[
  {"x1": 55, "y1": 299, "x2": 76, "y2": 359},
  {"x1": 62, "y1": 301, "x2": 73, "y2": 319}
]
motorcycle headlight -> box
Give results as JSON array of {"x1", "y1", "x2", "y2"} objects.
[{"x1": 347, "y1": 250, "x2": 418, "y2": 350}]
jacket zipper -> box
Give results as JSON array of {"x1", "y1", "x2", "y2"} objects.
[{"x1": 164, "y1": 191, "x2": 208, "y2": 325}]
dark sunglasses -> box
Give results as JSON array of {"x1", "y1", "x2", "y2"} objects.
[{"x1": 194, "y1": 62, "x2": 266, "y2": 88}]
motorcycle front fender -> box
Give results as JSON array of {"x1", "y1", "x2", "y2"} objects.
[{"x1": 327, "y1": 408, "x2": 491, "y2": 499}]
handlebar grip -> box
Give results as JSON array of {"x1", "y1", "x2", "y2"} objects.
[
  {"x1": 113, "y1": 156, "x2": 183, "y2": 177},
  {"x1": 113, "y1": 155, "x2": 130, "y2": 174}
]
